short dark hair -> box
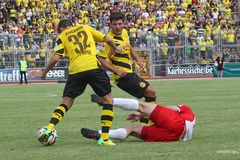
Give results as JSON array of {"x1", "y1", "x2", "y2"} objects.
[
  {"x1": 57, "y1": 19, "x2": 72, "y2": 34},
  {"x1": 110, "y1": 12, "x2": 125, "y2": 23}
]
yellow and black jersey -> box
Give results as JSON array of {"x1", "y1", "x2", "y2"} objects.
[
  {"x1": 98, "y1": 29, "x2": 133, "y2": 81},
  {"x1": 53, "y1": 24, "x2": 105, "y2": 74}
]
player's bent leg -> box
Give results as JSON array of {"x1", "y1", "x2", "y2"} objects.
[
  {"x1": 138, "y1": 101, "x2": 157, "y2": 116},
  {"x1": 38, "y1": 97, "x2": 74, "y2": 144},
  {"x1": 61, "y1": 97, "x2": 75, "y2": 109},
  {"x1": 144, "y1": 85, "x2": 157, "y2": 99},
  {"x1": 47, "y1": 97, "x2": 74, "y2": 130},
  {"x1": 139, "y1": 85, "x2": 156, "y2": 125},
  {"x1": 126, "y1": 124, "x2": 144, "y2": 140},
  {"x1": 100, "y1": 92, "x2": 113, "y2": 104},
  {"x1": 140, "y1": 96, "x2": 156, "y2": 125}
]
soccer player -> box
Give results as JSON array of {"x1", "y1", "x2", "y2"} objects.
[
  {"x1": 81, "y1": 98, "x2": 196, "y2": 142},
  {"x1": 30, "y1": 19, "x2": 121, "y2": 146},
  {"x1": 97, "y1": 12, "x2": 157, "y2": 124}
]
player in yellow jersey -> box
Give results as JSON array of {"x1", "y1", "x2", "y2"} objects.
[
  {"x1": 92, "y1": 12, "x2": 157, "y2": 125},
  {"x1": 30, "y1": 19, "x2": 120, "y2": 146}
]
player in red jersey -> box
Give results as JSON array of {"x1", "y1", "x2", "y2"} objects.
[{"x1": 81, "y1": 98, "x2": 196, "y2": 142}]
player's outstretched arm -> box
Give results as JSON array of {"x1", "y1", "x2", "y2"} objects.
[
  {"x1": 29, "y1": 54, "x2": 61, "y2": 78},
  {"x1": 42, "y1": 54, "x2": 61, "y2": 76}
]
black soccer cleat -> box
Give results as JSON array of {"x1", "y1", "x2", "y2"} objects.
[
  {"x1": 90, "y1": 94, "x2": 103, "y2": 106},
  {"x1": 81, "y1": 128, "x2": 101, "y2": 140}
]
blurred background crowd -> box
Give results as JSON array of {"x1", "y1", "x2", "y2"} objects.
[{"x1": 0, "y1": 0, "x2": 240, "y2": 69}]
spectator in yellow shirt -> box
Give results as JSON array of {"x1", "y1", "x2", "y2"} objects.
[
  {"x1": 226, "y1": 29, "x2": 235, "y2": 45},
  {"x1": 206, "y1": 37, "x2": 214, "y2": 59},
  {"x1": 198, "y1": 38, "x2": 207, "y2": 60},
  {"x1": 160, "y1": 40, "x2": 168, "y2": 59}
]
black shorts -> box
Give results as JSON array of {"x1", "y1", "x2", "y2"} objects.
[
  {"x1": 217, "y1": 66, "x2": 223, "y2": 71},
  {"x1": 116, "y1": 73, "x2": 150, "y2": 99},
  {"x1": 63, "y1": 68, "x2": 111, "y2": 98}
]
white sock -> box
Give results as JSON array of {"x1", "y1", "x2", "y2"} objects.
[
  {"x1": 98, "y1": 128, "x2": 128, "y2": 140},
  {"x1": 113, "y1": 98, "x2": 139, "y2": 111}
]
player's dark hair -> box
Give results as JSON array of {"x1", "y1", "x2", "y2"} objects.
[
  {"x1": 110, "y1": 12, "x2": 125, "y2": 23},
  {"x1": 57, "y1": 19, "x2": 72, "y2": 34}
]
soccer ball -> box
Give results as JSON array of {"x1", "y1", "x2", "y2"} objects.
[{"x1": 37, "y1": 126, "x2": 58, "y2": 146}]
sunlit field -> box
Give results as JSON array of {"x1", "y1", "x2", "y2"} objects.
[{"x1": 0, "y1": 78, "x2": 240, "y2": 160}]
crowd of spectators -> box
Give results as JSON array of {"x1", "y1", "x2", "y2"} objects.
[{"x1": 0, "y1": 0, "x2": 240, "y2": 68}]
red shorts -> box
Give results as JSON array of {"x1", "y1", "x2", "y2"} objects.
[{"x1": 140, "y1": 105, "x2": 195, "y2": 142}]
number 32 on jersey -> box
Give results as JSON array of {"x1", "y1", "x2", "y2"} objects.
[{"x1": 68, "y1": 31, "x2": 91, "y2": 54}]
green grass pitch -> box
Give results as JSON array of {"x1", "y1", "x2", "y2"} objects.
[{"x1": 0, "y1": 78, "x2": 240, "y2": 160}]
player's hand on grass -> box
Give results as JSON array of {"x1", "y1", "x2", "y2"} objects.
[{"x1": 29, "y1": 70, "x2": 44, "y2": 78}]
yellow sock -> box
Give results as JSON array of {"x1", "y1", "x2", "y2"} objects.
[
  {"x1": 47, "y1": 123, "x2": 55, "y2": 130},
  {"x1": 100, "y1": 104, "x2": 114, "y2": 141},
  {"x1": 47, "y1": 104, "x2": 68, "y2": 130}
]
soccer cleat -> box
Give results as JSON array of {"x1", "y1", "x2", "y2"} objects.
[
  {"x1": 90, "y1": 94, "x2": 103, "y2": 106},
  {"x1": 81, "y1": 128, "x2": 101, "y2": 140},
  {"x1": 97, "y1": 138, "x2": 116, "y2": 146},
  {"x1": 37, "y1": 129, "x2": 53, "y2": 143}
]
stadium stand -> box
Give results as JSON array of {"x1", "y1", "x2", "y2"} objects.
[{"x1": 0, "y1": 0, "x2": 239, "y2": 69}]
